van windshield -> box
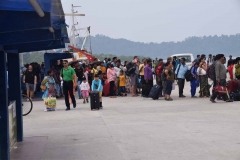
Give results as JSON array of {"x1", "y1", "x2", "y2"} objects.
[{"x1": 176, "y1": 56, "x2": 191, "y2": 63}]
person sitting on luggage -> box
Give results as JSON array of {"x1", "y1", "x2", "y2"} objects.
[
  {"x1": 80, "y1": 77, "x2": 90, "y2": 104},
  {"x1": 91, "y1": 74, "x2": 103, "y2": 109},
  {"x1": 119, "y1": 70, "x2": 127, "y2": 96}
]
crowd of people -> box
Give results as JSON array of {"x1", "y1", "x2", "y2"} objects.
[{"x1": 21, "y1": 54, "x2": 240, "y2": 111}]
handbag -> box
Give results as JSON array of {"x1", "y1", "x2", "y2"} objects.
[
  {"x1": 212, "y1": 83, "x2": 227, "y2": 95},
  {"x1": 40, "y1": 85, "x2": 46, "y2": 91}
]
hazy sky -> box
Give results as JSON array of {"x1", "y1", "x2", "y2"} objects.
[{"x1": 61, "y1": 0, "x2": 240, "y2": 43}]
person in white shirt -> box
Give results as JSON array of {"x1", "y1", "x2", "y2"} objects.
[
  {"x1": 114, "y1": 59, "x2": 122, "y2": 95},
  {"x1": 198, "y1": 57, "x2": 210, "y2": 97},
  {"x1": 80, "y1": 77, "x2": 90, "y2": 104}
]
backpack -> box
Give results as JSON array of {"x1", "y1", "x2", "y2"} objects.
[
  {"x1": 184, "y1": 67, "x2": 193, "y2": 82},
  {"x1": 161, "y1": 69, "x2": 166, "y2": 81},
  {"x1": 207, "y1": 63, "x2": 215, "y2": 80},
  {"x1": 155, "y1": 63, "x2": 164, "y2": 75},
  {"x1": 126, "y1": 62, "x2": 136, "y2": 76}
]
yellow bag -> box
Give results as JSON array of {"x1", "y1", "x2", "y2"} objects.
[
  {"x1": 44, "y1": 97, "x2": 56, "y2": 108},
  {"x1": 40, "y1": 85, "x2": 46, "y2": 91}
]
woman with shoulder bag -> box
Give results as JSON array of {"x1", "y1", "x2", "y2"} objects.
[
  {"x1": 198, "y1": 58, "x2": 210, "y2": 98},
  {"x1": 41, "y1": 70, "x2": 56, "y2": 111}
]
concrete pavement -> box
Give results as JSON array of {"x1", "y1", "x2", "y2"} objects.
[{"x1": 11, "y1": 82, "x2": 240, "y2": 160}]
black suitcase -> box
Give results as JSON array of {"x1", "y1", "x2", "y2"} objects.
[
  {"x1": 149, "y1": 85, "x2": 161, "y2": 100},
  {"x1": 90, "y1": 91, "x2": 100, "y2": 110},
  {"x1": 142, "y1": 84, "x2": 151, "y2": 97}
]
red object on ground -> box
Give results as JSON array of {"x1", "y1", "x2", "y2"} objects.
[
  {"x1": 227, "y1": 79, "x2": 239, "y2": 93},
  {"x1": 103, "y1": 82, "x2": 110, "y2": 97}
]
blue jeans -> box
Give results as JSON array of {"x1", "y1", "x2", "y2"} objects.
[
  {"x1": 165, "y1": 80, "x2": 173, "y2": 95},
  {"x1": 77, "y1": 81, "x2": 82, "y2": 98},
  {"x1": 56, "y1": 84, "x2": 61, "y2": 96},
  {"x1": 190, "y1": 79, "x2": 197, "y2": 97}
]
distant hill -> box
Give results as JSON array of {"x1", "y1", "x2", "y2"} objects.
[{"x1": 86, "y1": 34, "x2": 240, "y2": 59}]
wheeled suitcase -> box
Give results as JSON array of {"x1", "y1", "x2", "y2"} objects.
[
  {"x1": 90, "y1": 91, "x2": 100, "y2": 110},
  {"x1": 142, "y1": 84, "x2": 151, "y2": 97},
  {"x1": 149, "y1": 85, "x2": 161, "y2": 100},
  {"x1": 103, "y1": 82, "x2": 110, "y2": 96},
  {"x1": 227, "y1": 80, "x2": 239, "y2": 93}
]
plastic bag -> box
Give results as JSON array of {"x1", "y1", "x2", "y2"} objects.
[
  {"x1": 172, "y1": 82, "x2": 175, "y2": 90},
  {"x1": 44, "y1": 97, "x2": 56, "y2": 111}
]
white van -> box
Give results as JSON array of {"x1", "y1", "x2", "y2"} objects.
[{"x1": 171, "y1": 53, "x2": 194, "y2": 68}]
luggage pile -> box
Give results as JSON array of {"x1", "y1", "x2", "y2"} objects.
[{"x1": 227, "y1": 79, "x2": 240, "y2": 101}]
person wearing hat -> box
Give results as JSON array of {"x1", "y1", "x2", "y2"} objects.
[{"x1": 227, "y1": 55, "x2": 233, "y2": 67}]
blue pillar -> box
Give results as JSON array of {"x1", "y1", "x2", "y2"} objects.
[
  {"x1": 7, "y1": 53, "x2": 23, "y2": 142},
  {"x1": 0, "y1": 51, "x2": 10, "y2": 160}
]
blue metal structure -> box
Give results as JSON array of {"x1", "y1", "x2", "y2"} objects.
[
  {"x1": 0, "y1": 0, "x2": 69, "y2": 159},
  {"x1": 44, "y1": 53, "x2": 73, "y2": 73}
]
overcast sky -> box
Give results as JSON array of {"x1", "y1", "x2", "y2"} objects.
[{"x1": 61, "y1": 0, "x2": 240, "y2": 43}]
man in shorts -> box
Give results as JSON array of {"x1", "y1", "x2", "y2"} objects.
[
  {"x1": 131, "y1": 56, "x2": 139, "y2": 97},
  {"x1": 23, "y1": 65, "x2": 37, "y2": 99}
]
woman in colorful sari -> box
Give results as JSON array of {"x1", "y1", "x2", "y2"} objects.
[
  {"x1": 198, "y1": 58, "x2": 210, "y2": 98},
  {"x1": 41, "y1": 70, "x2": 56, "y2": 111}
]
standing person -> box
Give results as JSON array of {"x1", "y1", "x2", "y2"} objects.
[
  {"x1": 115, "y1": 59, "x2": 122, "y2": 95},
  {"x1": 207, "y1": 54, "x2": 213, "y2": 67},
  {"x1": 104, "y1": 58, "x2": 108, "y2": 67},
  {"x1": 194, "y1": 55, "x2": 200, "y2": 63},
  {"x1": 164, "y1": 62, "x2": 174, "y2": 101},
  {"x1": 144, "y1": 58, "x2": 153, "y2": 88},
  {"x1": 107, "y1": 64, "x2": 117, "y2": 98},
  {"x1": 155, "y1": 59, "x2": 164, "y2": 97},
  {"x1": 41, "y1": 70, "x2": 56, "y2": 111},
  {"x1": 86, "y1": 64, "x2": 92, "y2": 87},
  {"x1": 198, "y1": 57, "x2": 210, "y2": 98},
  {"x1": 210, "y1": 54, "x2": 232, "y2": 103},
  {"x1": 111, "y1": 57, "x2": 118, "y2": 67},
  {"x1": 61, "y1": 60, "x2": 77, "y2": 111},
  {"x1": 40, "y1": 64, "x2": 45, "y2": 81},
  {"x1": 131, "y1": 56, "x2": 139, "y2": 97},
  {"x1": 227, "y1": 60, "x2": 234, "y2": 80},
  {"x1": 124, "y1": 61, "x2": 131, "y2": 93},
  {"x1": 23, "y1": 65, "x2": 37, "y2": 99},
  {"x1": 53, "y1": 66, "x2": 62, "y2": 98},
  {"x1": 152, "y1": 65, "x2": 155, "y2": 79},
  {"x1": 91, "y1": 63, "x2": 98, "y2": 78},
  {"x1": 80, "y1": 77, "x2": 90, "y2": 104},
  {"x1": 227, "y1": 55, "x2": 233, "y2": 67},
  {"x1": 235, "y1": 58, "x2": 240, "y2": 80},
  {"x1": 139, "y1": 59, "x2": 146, "y2": 85},
  {"x1": 75, "y1": 62, "x2": 84, "y2": 99},
  {"x1": 83, "y1": 68, "x2": 89, "y2": 82},
  {"x1": 91, "y1": 74, "x2": 103, "y2": 109},
  {"x1": 190, "y1": 62, "x2": 199, "y2": 98},
  {"x1": 175, "y1": 58, "x2": 188, "y2": 98},
  {"x1": 119, "y1": 70, "x2": 127, "y2": 96},
  {"x1": 100, "y1": 62, "x2": 107, "y2": 74},
  {"x1": 173, "y1": 56, "x2": 179, "y2": 72}
]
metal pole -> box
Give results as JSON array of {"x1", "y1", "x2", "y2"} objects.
[
  {"x1": 7, "y1": 53, "x2": 23, "y2": 142},
  {"x1": 0, "y1": 50, "x2": 10, "y2": 160}
]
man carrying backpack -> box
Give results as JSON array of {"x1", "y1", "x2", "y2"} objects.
[{"x1": 175, "y1": 58, "x2": 188, "y2": 98}]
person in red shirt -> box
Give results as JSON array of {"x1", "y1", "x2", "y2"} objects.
[{"x1": 227, "y1": 60, "x2": 234, "y2": 80}]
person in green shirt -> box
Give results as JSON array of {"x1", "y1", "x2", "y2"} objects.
[{"x1": 61, "y1": 60, "x2": 77, "y2": 111}]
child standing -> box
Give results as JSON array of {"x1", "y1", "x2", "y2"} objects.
[
  {"x1": 91, "y1": 74, "x2": 103, "y2": 109},
  {"x1": 119, "y1": 70, "x2": 127, "y2": 96},
  {"x1": 80, "y1": 77, "x2": 90, "y2": 103}
]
